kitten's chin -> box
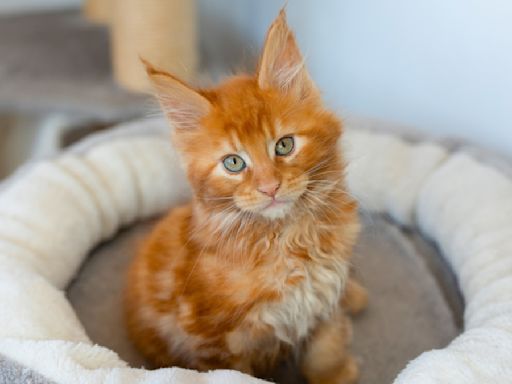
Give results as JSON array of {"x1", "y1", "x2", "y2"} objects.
[{"x1": 259, "y1": 199, "x2": 294, "y2": 220}]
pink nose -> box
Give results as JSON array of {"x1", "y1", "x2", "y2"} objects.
[{"x1": 258, "y1": 182, "x2": 280, "y2": 197}]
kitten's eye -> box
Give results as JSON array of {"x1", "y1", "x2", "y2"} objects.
[
  {"x1": 223, "y1": 155, "x2": 246, "y2": 173},
  {"x1": 275, "y1": 136, "x2": 295, "y2": 156}
]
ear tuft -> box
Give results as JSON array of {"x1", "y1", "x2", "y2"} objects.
[
  {"x1": 140, "y1": 56, "x2": 166, "y2": 78},
  {"x1": 142, "y1": 58, "x2": 211, "y2": 130},
  {"x1": 257, "y1": 9, "x2": 318, "y2": 100}
]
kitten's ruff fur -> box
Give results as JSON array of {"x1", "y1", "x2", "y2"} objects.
[{"x1": 125, "y1": 10, "x2": 366, "y2": 383}]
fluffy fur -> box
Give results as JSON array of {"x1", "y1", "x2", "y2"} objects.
[{"x1": 124, "y1": 10, "x2": 367, "y2": 384}]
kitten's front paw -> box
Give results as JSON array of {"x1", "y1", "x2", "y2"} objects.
[
  {"x1": 307, "y1": 356, "x2": 359, "y2": 384},
  {"x1": 333, "y1": 356, "x2": 359, "y2": 384}
]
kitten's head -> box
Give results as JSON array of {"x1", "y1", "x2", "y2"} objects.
[{"x1": 146, "y1": 10, "x2": 343, "y2": 220}]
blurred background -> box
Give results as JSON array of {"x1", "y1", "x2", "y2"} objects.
[{"x1": 0, "y1": 0, "x2": 511, "y2": 179}]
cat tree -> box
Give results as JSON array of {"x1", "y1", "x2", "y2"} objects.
[
  {"x1": 84, "y1": 0, "x2": 198, "y2": 92},
  {"x1": 83, "y1": 0, "x2": 111, "y2": 24}
]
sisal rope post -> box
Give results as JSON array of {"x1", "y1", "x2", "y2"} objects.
[
  {"x1": 83, "y1": 0, "x2": 113, "y2": 24},
  {"x1": 110, "y1": 0, "x2": 198, "y2": 92}
]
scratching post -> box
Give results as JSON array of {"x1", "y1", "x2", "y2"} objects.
[
  {"x1": 111, "y1": 0, "x2": 198, "y2": 92},
  {"x1": 83, "y1": 0, "x2": 112, "y2": 24}
]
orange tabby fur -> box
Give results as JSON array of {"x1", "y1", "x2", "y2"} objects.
[{"x1": 124, "y1": 10, "x2": 367, "y2": 384}]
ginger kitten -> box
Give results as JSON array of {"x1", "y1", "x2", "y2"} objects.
[{"x1": 124, "y1": 10, "x2": 367, "y2": 384}]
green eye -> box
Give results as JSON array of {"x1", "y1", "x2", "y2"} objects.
[
  {"x1": 275, "y1": 136, "x2": 295, "y2": 156},
  {"x1": 223, "y1": 155, "x2": 246, "y2": 173}
]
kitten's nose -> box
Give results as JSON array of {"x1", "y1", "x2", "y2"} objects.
[{"x1": 258, "y1": 181, "x2": 281, "y2": 197}]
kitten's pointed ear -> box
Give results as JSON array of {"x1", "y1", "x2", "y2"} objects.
[
  {"x1": 142, "y1": 58, "x2": 211, "y2": 130},
  {"x1": 257, "y1": 9, "x2": 318, "y2": 100}
]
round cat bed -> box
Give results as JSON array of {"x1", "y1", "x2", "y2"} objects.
[{"x1": 0, "y1": 118, "x2": 511, "y2": 384}]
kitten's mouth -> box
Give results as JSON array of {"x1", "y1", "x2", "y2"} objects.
[{"x1": 263, "y1": 198, "x2": 292, "y2": 210}]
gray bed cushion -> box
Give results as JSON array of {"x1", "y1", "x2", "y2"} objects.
[{"x1": 68, "y1": 214, "x2": 461, "y2": 384}]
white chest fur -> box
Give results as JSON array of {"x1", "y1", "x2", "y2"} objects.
[{"x1": 255, "y1": 255, "x2": 348, "y2": 344}]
